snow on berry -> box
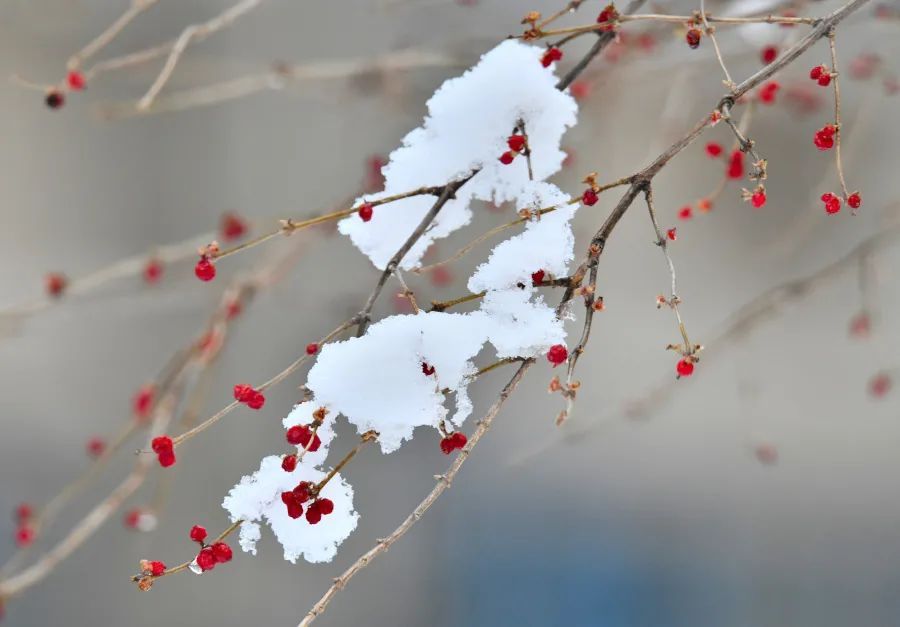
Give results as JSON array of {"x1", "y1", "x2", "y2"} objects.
[
  {"x1": 338, "y1": 41, "x2": 577, "y2": 272},
  {"x1": 223, "y1": 456, "x2": 358, "y2": 563}
]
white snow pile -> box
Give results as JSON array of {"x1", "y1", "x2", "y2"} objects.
[
  {"x1": 339, "y1": 39, "x2": 577, "y2": 271},
  {"x1": 224, "y1": 41, "x2": 584, "y2": 564}
]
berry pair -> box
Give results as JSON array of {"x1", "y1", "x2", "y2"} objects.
[
  {"x1": 286, "y1": 424, "x2": 321, "y2": 451},
  {"x1": 440, "y1": 431, "x2": 468, "y2": 454},
  {"x1": 233, "y1": 384, "x2": 265, "y2": 410},
  {"x1": 151, "y1": 435, "x2": 176, "y2": 468},
  {"x1": 195, "y1": 541, "x2": 234, "y2": 572},
  {"x1": 499, "y1": 134, "x2": 528, "y2": 166}
]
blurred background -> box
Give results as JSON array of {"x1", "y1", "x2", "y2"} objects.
[{"x1": 1, "y1": 0, "x2": 899, "y2": 625}]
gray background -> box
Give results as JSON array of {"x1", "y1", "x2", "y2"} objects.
[{"x1": 1, "y1": 0, "x2": 899, "y2": 625}]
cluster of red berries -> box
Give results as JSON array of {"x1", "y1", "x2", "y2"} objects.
[
  {"x1": 499, "y1": 134, "x2": 528, "y2": 166},
  {"x1": 758, "y1": 81, "x2": 780, "y2": 105},
  {"x1": 547, "y1": 344, "x2": 568, "y2": 366},
  {"x1": 358, "y1": 202, "x2": 374, "y2": 222},
  {"x1": 685, "y1": 27, "x2": 702, "y2": 49},
  {"x1": 13, "y1": 503, "x2": 35, "y2": 547},
  {"x1": 820, "y1": 192, "x2": 842, "y2": 214},
  {"x1": 233, "y1": 384, "x2": 265, "y2": 410},
  {"x1": 440, "y1": 431, "x2": 468, "y2": 454},
  {"x1": 286, "y1": 424, "x2": 321, "y2": 451},
  {"x1": 809, "y1": 64, "x2": 834, "y2": 87},
  {"x1": 45, "y1": 272, "x2": 67, "y2": 298},
  {"x1": 676, "y1": 358, "x2": 695, "y2": 378},
  {"x1": 596, "y1": 4, "x2": 619, "y2": 30},
  {"x1": 813, "y1": 123, "x2": 836, "y2": 150},
  {"x1": 189, "y1": 525, "x2": 234, "y2": 572},
  {"x1": 541, "y1": 47, "x2": 563, "y2": 68},
  {"x1": 280, "y1": 482, "x2": 335, "y2": 524},
  {"x1": 151, "y1": 435, "x2": 176, "y2": 468}
]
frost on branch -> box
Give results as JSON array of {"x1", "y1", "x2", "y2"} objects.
[
  {"x1": 339, "y1": 40, "x2": 578, "y2": 270},
  {"x1": 223, "y1": 41, "x2": 582, "y2": 563}
]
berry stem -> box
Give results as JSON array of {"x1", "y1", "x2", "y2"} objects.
[{"x1": 828, "y1": 29, "x2": 852, "y2": 203}]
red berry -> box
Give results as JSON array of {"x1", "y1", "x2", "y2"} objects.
[
  {"x1": 86, "y1": 437, "x2": 106, "y2": 458},
  {"x1": 305, "y1": 501, "x2": 323, "y2": 525},
  {"x1": 596, "y1": 4, "x2": 619, "y2": 29},
  {"x1": 226, "y1": 299, "x2": 242, "y2": 319},
  {"x1": 306, "y1": 343, "x2": 319, "y2": 355},
  {"x1": 821, "y1": 192, "x2": 842, "y2": 214},
  {"x1": 569, "y1": 80, "x2": 591, "y2": 101},
  {"x1": 727, "y1": 150, "x2": 744, "y2": 179},
  {"x1": 67, "y1": 71, "x2": 86, "y2": 91},
  {"x1": 676, "y1": 358, "x2": 694, "y2": 377},
  {"x1": 498, "y1": 151, "x2": 515, "y2": 165},
  {"x1": 196, "y1": 547, "x2": 217, "y2": 571},
  {"x1": 817, "y1": 73, "x2": 832, "y2": 87},
  {"x1": 678, "y1": 206, "x2": 693, "y2": 220},
  {"x1": 143, "y1": 258, "x2": 163, "y2": 284},
  {"x1": 531, "y1": 269, "x2": 545, "y2": 286},
  {"x1": 358, "y1": 203, "x2": 374, "y2": 222},
  {"x1": 582, "y1": 189, "x2": 599, "y2": 206},
  {"x1": 151, "y1": 435, "x2": 173, "y2": 454},
  {"x1": 220, "y1": 212, "x2": 248, "y2": 241},
  {"x1": 45, "y1": 91, "x2": 64, "y2": 109},
  {"x1": 286, "y1": 425, "x2": 321, "y2": 451},
  {"x1": 507, "y1": 135, "x2": 526, "y2": 152},
  {"x1": 849, "y1": 312, "x2": 871, "y2": 338},
  {"x1": 422, "y1": 362, "x2": 436, "y2": 376},
  {"x1": 758, "y1": 81, "x2": 780, "y2": 104},
  {"x1": 194, "y1": 256, "x2": 216, "y2": 282},
  {"x1": 233, "y1": 384, "x2": 254, "y2": 402},
  {"x1": 870, "y1": 373, "x2": 891, "y2": 398},
  {"x1": 148, "y1": 560, "x2": 166, "y2": 576},
  {"x1": 124, "y1": 508, "x2": 142, "y2": 530},
  {"x1": 847, "y1": 192, "x2": 862, "y2": 209},
  {"x1": 317, "y1": 498, "x2": 334, "y2": 515},
  {"x1": 751, "y1": 190, "x2": 767, "y2": 208},
  {"x1": 685, "y1": 28, "x2": 701, "y2": 49},
  {"x1": 705, "y1": 142, "x2": 723, "y2": 158},
  {"x1": 190, "y1": 525, "x2": 208, "y2": 544},
  {"x1": 133, "y1": 385, "x2": 155, "y2": 420},
  {"x1": 45, "y1": 273, "x2": 67, "y2": 297},
  {"x1": 157, "y1": 449, "x2": 176, "y2": 468},
  {"x1": 15, "y1": 525, "x2": 35, "y2": 547},
  {"x1": 282, "y1": 454, "x2": 298, "y2": 472},
  {"x1": 809, "y1": 65, "x2": 824, "y2": 80},
  {"x1": 15, "y1": 503, "x2": 33, "y2": 522},
  {"x1": 761, "y1": 45, "x2": 778, "y2": 65},
  {"x1": 546, "y1": 344, "x2": 568, "y2": 366},
  {"x1": 666, "y1": 227, "x2": 677, "y2": 241},
  {"x1": 540, "y1": 47, "x2": 563, "y2": 68},
  {"x1": 286, "y1": 501, "x2": 304, "y2": 519},
  {"x1": 248, "y1": 391, "x2": 265, "y2": 410},
  {"x1": 211, "y1": 542, "x2": 233, "y2": 563},
  {"x1": 292, "y1": 482, "x2": 312, "y2": 503}
]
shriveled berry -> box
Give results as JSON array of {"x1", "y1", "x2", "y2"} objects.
[
  {"x1": 45, "y1": 91, "x2": 65, "y2": 109},
  {"x1": 676, "y1": 358, "x2": 694, "y2": 377},
  {"x1": 196, "y1": 547, "x2": 217, "y2": 571},
  {"x1": 195, "y1": 256, "x2": 216, "y2": 282},
  {"x1": 422, "y1": 362, "x2": 436, "y2": 376},
  {"x1": 282, "y1": 454, "x2": 298, "y2": 472},
  {"x1": 358, "y1": 203, "x2": 374, "y2": 222},
  {"x1": 211, "y1": 542, "x2": 233, "y2": 563},
  {"x1": 547, "y1": 344, "x2": 568, "y2": 366},
  {"x1": 685, "y1": 28, "x2": 701, "y2": 49},
  {"x1": 582, "y1": 189, "x2": 599, "y2": 206},
  {"x1": 190, "y1": 525, "x2": 208, "y2": 544},
  {"x1": 498, "y1": 151, "x2": 515, "y2": 165}
]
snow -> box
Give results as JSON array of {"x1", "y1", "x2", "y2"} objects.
[{"x1": 339, "y1": 39, "x2": 577, "y2": 271}]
